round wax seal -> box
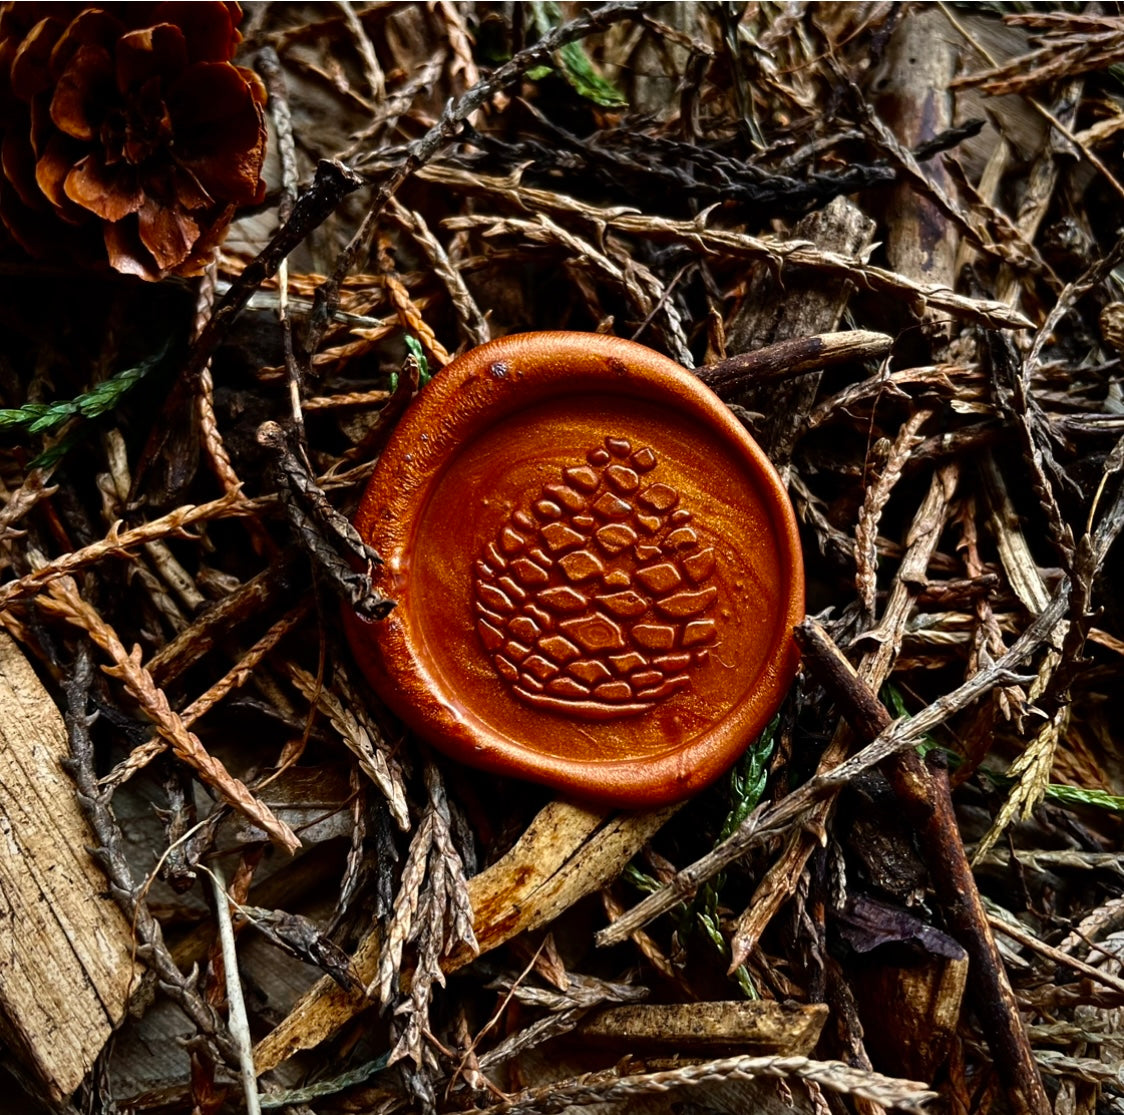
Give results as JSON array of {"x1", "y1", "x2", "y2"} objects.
[{"x1": 344, "y1": 332, "x2": 804, "y2": 807}]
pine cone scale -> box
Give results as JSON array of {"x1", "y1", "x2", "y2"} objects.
[
  {"x1": 10, "y1": 17, "x2": 63, "y2": 101},
  {"x1": 34, "y1": 135, "x2": 87, "y2": 220},
  {"x1": 49, "y1": 44, "x2": 112, "y2": 141},
  {"x1": 64, "y1": 152, "x2": 141, "y2": 221},
  {"x1": 117, "y1": 25, "x2": 188, "y2": 92},
  {"x1": 2, "y1": 121, "x2": 40, "y2": 208},
  {"x1": 137, "y1": 197, "x2": 198, "y2": 269}
]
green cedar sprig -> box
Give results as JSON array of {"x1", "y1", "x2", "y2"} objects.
[
  {"x1": 886, "y1": 683, "x2": 1124, "y2": 815},
  {"x1": 404, "y1": 334, "x2": 431, "y2": 385},
  {"x1": 0, "y1": 345, "x2": 169, "y2": 467},
  {"x1": 389, "y1": 335, "x2": 431, "y2": 394}
]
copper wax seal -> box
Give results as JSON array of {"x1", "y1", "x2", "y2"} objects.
[{"x1": 344, "y1": 332, "x2": 804, "y2": 807}]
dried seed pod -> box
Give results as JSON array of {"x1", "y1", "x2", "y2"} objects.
[{"x1": 344, "y1": 333, "x2": 804, "y2": 807}]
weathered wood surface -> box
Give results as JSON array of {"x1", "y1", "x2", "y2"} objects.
[
  {"x1": 0, "y1": 631, "x2": 136, "y2": 1101},
  {"x1": 577, "y1": 999, "x2": 829, "y2": 1055}
]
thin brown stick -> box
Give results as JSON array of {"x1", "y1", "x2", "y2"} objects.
[
  {"x1": 696, "y1": 330, "x2": 893, "y2": 396},
  {"x1": 987, "y1": 914, "x2": 1124, "y2": 997},
  {"x1": 463, "y1": 1054, "x2": 936, "y2": 1115},
  {"x1": 64, "y1": 646, "x2": 243, "y2": 1069},
  {"x1": 795, "y1": 619, "x2": 1051, "y2": 1115},
  {"x1": 195, "y1": 254, "x2": 242, "y2": 495},
  {"x1": 441, "y1": 190, "x2": 1034, "y2": 330},
  {"x1": 0, "y1": 491, "x2": 260, "y2": 611}
]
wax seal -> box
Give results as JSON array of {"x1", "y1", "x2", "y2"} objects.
[{"x1": 344, "y1": 332, "x2": 804, "y2": 807}]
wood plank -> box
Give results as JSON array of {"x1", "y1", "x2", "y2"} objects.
[{"x1": 0, "y1": 633, "x2": 136, "y2": 1102}]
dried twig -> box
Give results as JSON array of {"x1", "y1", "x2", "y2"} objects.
[
  {"x1": 63, "y1": 646, "x2": 241, "y2": 1067},
  {"x1": 374, "y1": 761, "x2": 478, "y2": 1072},
  {"x1": 208, "y1": 865, "x2": 262, "y2": 1115},
  {"x1": 388, "y1": 198, "x2": 489, "y2": 348},
  {"x1": 854, "y1": 409, "x2": 935, "y2": 619},
  {"x1": 0, "y1": 491, "x2": 258, "y2": 611},
  {"x1": 794, "y1": 619, "x2": 1051, "y2": 1115},
  {"x1": 289, "y1": 663, "x2": 410, "y2": 830},
  {"x1": 697, "y1": 330, "x2": 893, "y2": 396},
  {"x1": 596, "y1": 586, "x2": 1068, "y2": 948},
  {"x1": 41, "y1": 575, "x2": 300, "y2": 853},
  {"x1": 257, "y1": 420, "x2": 393, "y2": 619},
  {"x1": 987, "y1": 914, "x2": 1124, "y2": 997},
  {"x1": 194, "y1": 255, "x2": 242, "y2": 496}
]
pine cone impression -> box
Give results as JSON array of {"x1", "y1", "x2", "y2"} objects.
[
  {"x1": 0, "y1": 2, "x2": 266, "y2": 279},
  {"x1": 474, "y1": 436, "x2": 718, "y2": 720}
]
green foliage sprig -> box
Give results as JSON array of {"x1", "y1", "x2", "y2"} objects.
[
  {"x1": 388, "y1": 335, "x2": 432, "y2": 395},
  {"x1": 689, "y1": 719, "x2": 780, "y2": 999},
  {"x1": 528, "y1": 0, "x2": 627, "y2": 107},
  {"x1": 0, "y1": 345, "x2": 170, "y2": 468},
  {"x1": 885, "y1": 684, "x2": 1124, "y2": 816},
  {"x1": 624, "y1": 719, "x2": 779, "y2": 999}
]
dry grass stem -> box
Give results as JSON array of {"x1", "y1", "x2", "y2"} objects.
[
  {"x1": 464, "y1": 1055, "x2": 937, "y2": 1115},
  {"x1": 208, "y1": 865, "x2": 262, "y2": 1115}
]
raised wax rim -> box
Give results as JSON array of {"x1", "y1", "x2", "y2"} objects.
[{"x1": 345, "y1": 332, "x2": 805, "y2": 807}]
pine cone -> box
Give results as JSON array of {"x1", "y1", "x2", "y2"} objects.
[{"x1": 0, "y1": 2, "x2": 266, "y2": 280}]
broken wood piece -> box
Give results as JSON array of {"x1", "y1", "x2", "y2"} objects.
[
  {"x1": 696, "y1": 330, "x2": 893, "y2": 397},
  {"x1": 872, "y1": 6, "x2": 960, "y2": 340},
  {"x1": 849, "y1": 949, "x2": 969, "y2": 1082},
  {"x1": 722, "y1": 196, "x2": 878, "y2": 473},
  {"x1": 0, "y1": 631, "x2": 137, "y2": 1102},
  {"x1": 576, "y1": 999, "x2": 828, "y2": 1056},
  {"x1": 253, "y1": 798, "x2": 679, "y2": 1073}
]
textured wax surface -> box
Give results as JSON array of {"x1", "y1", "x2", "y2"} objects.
[
  {"x1": 347, "y1": 333, "x2": 803, "y2": 806},
  {"x1": 414, "y1": 401, "x2": 781, "y2": 761}
]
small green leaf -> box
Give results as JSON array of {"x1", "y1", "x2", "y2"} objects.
[
  {"x1": 556, "y1": 39, "x2": 628, "y2": 107},
  {"x1": 0, "y1": 404, "x2": 50, "y2": 429},
  {"x1": 732, "y1": 963, "x2": 758, "y2": 1000},
  {"x1": 527, "y1": 0, "x2": 627, "y2": 108},
  {"x1": 29, "y1": 435, "x2": 78, "y2": 470},
  {"x1": 882, "y1": 682, "x2": 939, "y2": 755},
  {"x1": 721, "y1": 716, "x2": 778, "y2": 840},
  {"x1": 622, "y1": 863, "x2": 661, "y2": 894},
  {"x1": 27, "y1": 403, "x2": 78, "y2": 434},
  {"x1": 404, "y1": 335, "x2": 431, "y2": 386}
]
